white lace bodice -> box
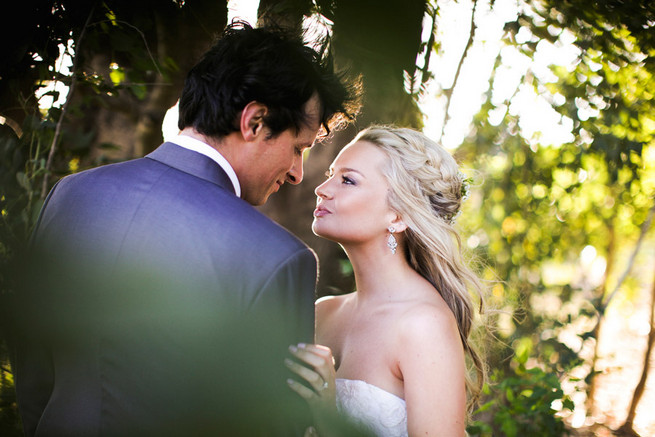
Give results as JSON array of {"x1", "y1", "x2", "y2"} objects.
[{"x1": 336, "y1": 379, "x2": 408, "y2": 437}]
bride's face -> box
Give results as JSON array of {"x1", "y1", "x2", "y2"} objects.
[{"x1": 312, "y1": 140, "x2": 397, "y2": 245}]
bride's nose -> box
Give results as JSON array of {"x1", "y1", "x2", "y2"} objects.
[{"x1": 315, "y1": 179, "x2": 331, "y2": 199}]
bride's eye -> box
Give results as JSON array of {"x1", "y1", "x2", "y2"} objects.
[
  {"x1": 342, "y1": 175, "x2": 355, "y2": 185},
  {"x1": 324, "y1": 170, "x2": 334, "y2": 179}
]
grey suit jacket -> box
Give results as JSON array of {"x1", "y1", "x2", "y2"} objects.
[{"x1": 15, "y1": 142, "x2": 317, "y2": 436}]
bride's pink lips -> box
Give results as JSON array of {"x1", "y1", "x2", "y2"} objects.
[{"x1": 313, "y1": 205, "x2": 331, "y2": 217}]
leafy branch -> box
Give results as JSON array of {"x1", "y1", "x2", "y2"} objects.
[
  {"x1": 441, "y1": 0, "x2": 478, "y2": 139},
  {"x1": 41, "y1": 5, "x2": 95, "y2": 198}
]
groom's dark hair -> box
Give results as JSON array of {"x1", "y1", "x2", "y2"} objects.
[{"x1": 178, "y1": 20, "x2": 360, "y2": 139}]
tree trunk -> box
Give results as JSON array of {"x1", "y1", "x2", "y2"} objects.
[
  {"x1": 616, "y1": 261, "x2": 655, "y2": 436},
  {"x1": 585, "y1": 215, "x2": 616, "y2": 416},
  {"x1": 63, "y1": 1, "x2": 228, "y2": 175},
  {"x1": 586, "y1": 200, "x2": 655, "y2": 418}
]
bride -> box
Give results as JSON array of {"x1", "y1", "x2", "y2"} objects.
[{"x1": 285, "y1": 126, "x2": 486, "y2": 437}]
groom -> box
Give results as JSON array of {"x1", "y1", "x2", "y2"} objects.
[{"x1": 15, "y1": 21, "x2": 359, "y2": 436}]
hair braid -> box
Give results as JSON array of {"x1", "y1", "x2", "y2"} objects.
[{"x1": 353, "y1": 125, "x2": 486, "y2": 413}]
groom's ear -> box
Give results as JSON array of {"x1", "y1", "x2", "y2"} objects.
[{"x1": 240, "y1": 101, "x2": 268, "y2": 141}]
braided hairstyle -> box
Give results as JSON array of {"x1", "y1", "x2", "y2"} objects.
[{"x1": 353, "y1": 125, "x2": 485, "y2": 412}]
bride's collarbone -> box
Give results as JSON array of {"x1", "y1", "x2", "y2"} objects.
[
  {"x1": 323, "y1": 295, "x2": 407, "y2": 370},
  {"x1": 331, "y1": 307, "x2": 403, "y2": 355}
]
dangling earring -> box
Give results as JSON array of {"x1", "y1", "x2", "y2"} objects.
[{"x1": 387, "y1": 226, "x2": 397, "y2": 254}]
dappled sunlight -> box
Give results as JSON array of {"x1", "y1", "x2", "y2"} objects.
[
  {"x1": 35, "y1": 40, "x2": 73, "y2": 111},
  {"x1": 420, "y1": 0, "x2": 519, "y2": 148},
  {"x1": 579, "y1": 245, "x2": 607, "y2": 289},
  {"x1": 418, "y1": 0, "x2": 582, "y2": 149},
  {"x1": 540, "y1": 261, "x2": 576, "y2": 287},
  {"x1": 227, "y1": 0, "x2": 258, "y2": 24},
  {"x1": 529, "y1": 291, "x2": 562, "y2": 318},
  {"x1": 511, "y1": 86, "x2": 576, "y2": 147}
]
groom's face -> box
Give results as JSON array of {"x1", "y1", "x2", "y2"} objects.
[{"x1": 240, "y1": 95, "x2": 322, "y2": 206}]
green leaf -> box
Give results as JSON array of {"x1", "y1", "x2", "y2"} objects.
[{"x1": 16, "y1": 172, "x2": 30, "y2": 191}]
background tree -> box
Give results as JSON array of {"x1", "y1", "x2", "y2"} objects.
[{"x1": 455, "y1": 0, "x2": 654, "y2": 434}]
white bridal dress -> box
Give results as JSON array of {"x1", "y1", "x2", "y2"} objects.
[{"x1": 336, "y1": 379, "x2": 408, "y2": 437}]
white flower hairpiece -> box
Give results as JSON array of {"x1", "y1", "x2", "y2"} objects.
[
  {"x1": 459, "y1": 170, "x2": 471, "y2": 202},
  {"x1": 447, "y1": 171, "x2": 472, "y2": 225}
]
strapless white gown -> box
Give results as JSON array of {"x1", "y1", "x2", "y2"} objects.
[{"x1": 336, "y1": 379, "x2": 408, "y2": 437}]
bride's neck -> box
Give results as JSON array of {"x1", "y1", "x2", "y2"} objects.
[{"x1": 343, "y1": 243, "x2": 412, "y2": 301}]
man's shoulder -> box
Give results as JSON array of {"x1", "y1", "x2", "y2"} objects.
[
  {"x1": 54, "y1": 156, "x2": 155, "y2": 187},
  {"x1": 49, "y1": 156, "x2": 312, "y2": 261},
  {"x1": 220, "y1": 202, "x2": 311, "y2": 255}
]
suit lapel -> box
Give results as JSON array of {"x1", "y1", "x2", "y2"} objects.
[{"x1": 146, "y1": 142, "x2": 236, "y2": 195}]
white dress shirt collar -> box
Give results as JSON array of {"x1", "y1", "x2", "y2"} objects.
[{"x1": 169, "y1": 134, "x2": 241, "y2": 197}]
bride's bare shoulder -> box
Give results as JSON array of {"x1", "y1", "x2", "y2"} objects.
[
  {"x1": 395, "y1": 296, "x2": 462, "y2": 355},
  {"x1": 315, "y1": 293, "x2": 354, "y2": 348},
  {"x1": 316, "y1": 292, "x2": 353, "y2": 316}
]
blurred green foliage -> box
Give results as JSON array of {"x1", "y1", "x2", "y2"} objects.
[
  {"x1": 467, "y1": 339, "x2": 576, "y2": 437},
  {"x1": 0, "y1": 3, "x2": 133, "y2": 434},
  {"x1": 0, "y1": 70, "x2": 60, "y2": 437},
  {"x1": 458, "y1": 0, "x2": 655, "y2": 432},
  {"x1": 0, "y1": 359, "x2": 21, "y2": 437}
]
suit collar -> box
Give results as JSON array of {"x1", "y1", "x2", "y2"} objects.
[{"x1": 146, "y1": 142, "x2": 236, "y2": 195}]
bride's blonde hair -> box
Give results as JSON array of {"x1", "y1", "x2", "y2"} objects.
[{"x1": 353, "y1": 125, "x2": 486, "y2": 412}]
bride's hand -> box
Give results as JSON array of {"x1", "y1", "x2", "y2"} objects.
[{"x1": 285, "y1": 343, "x2": 337, "y2": 412}]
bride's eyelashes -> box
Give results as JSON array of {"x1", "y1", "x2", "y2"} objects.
[
  {"x1": 341, "y1": 175, "x2": 356, "y2": 185},
  {"x1": 323, "y1": 170, "x2": 357, "y2": 186}
]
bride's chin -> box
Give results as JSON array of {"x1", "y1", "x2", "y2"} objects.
[
  {"x1": 312, "y1": 223, "x2": 337, "y2": 241},
  {"x1": 312, "y1": 222, "x2": 325, "y2": 236}
]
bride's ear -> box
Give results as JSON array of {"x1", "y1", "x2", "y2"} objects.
[{"x1": 389, "y1": 216, "x2": 407, "y2": 233}]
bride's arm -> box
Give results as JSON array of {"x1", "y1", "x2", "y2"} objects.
[{"x1": 399, "y1": 306, "x2": 467, "y2": 437}]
